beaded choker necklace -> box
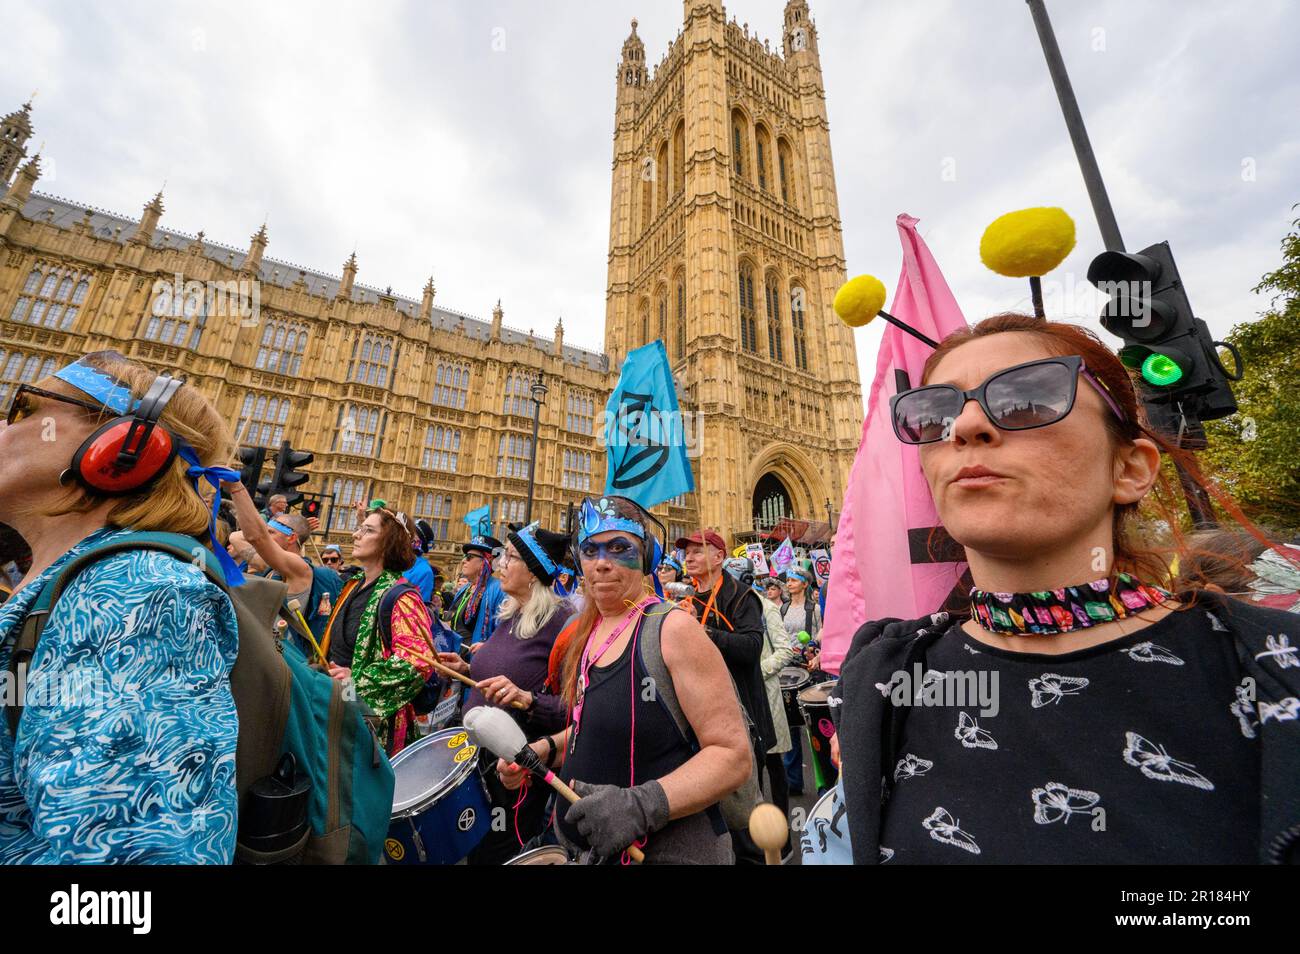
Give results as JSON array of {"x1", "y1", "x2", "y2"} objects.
[{"x1": 969, "y1": 573, "x2": 1171, "y2": 635}]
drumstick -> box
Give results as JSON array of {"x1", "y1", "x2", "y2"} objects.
[
  {"x1": 428, "y1": 656, "x2": 528, "y2": 710},
  {"x1": 749, "y1": 803, "x2": 789, "y2": 866},
  {"x1": 285, "y1": 599, "x2": 328, "y2": 665},
  {"x1": 465, "y1": 707, "x2": 646, "y2": 863}
]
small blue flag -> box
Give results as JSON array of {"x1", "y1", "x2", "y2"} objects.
[
  {"x1": 603, "y1": 341, "x2": 695, "y2": 510},
  {"x1": 463, "y1": 504, "x2": 492, "y2": 536}
]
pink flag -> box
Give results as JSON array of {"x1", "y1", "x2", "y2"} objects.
[{"x1": 821, "y1": 214, "x2": 970, "y2": 674}]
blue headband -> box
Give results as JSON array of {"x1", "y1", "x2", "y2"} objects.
[
  {"x1": 514, "y1": 521, "x2": 559, "y2": 578},
  {"x1": 268, "y1": 520, "x2": 295, "y2": 538},
  {"x1": 54, "y1": 362, "x2": 136, "y2": 415},
  {"x1": 660, "y1": 555, "x2": 682, "y2": 574},
  {"x1": 577, "y1": 497, "x2": 646, "y2": 547}
]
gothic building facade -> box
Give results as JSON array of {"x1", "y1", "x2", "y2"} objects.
[
  {"x1": 605, "y1": 1, "x2": 863, "y2": 540},
  {"x1": 0, "y1": 0, "x2": 860, "y2": 564}
]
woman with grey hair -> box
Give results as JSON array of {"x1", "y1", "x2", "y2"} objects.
[{"x1": 437, "y1": 521, "x2": 573, "y2": 864}]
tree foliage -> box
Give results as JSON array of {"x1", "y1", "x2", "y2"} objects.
[{"x1": 1202, "y1": 208, "x2": 1300, "y2": 533}]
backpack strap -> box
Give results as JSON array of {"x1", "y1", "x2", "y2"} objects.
[
  {"x1": 637, "y1": 604, "x2": 696, "y2": 748},
  {"x1": 5, "y1": 531, "x2": 228, "y2": 736},
  {"x1": 376, "y1": 582, "x2": 421, "y2": 655}
]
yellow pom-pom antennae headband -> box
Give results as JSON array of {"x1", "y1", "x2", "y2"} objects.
[
  {"x1": 979, "y1": 207, "x2": 1077, "y2": 319},
  {"x1": 833, "y1": 274, "x2": 939, "y2": 349}
]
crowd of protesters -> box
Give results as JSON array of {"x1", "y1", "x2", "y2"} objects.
[{"x1": 1, "y1": 314, "x2": 1299, "y2": 865}]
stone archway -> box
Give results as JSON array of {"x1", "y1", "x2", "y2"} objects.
[{"x1": 743, "y1": 441, "x2": 827, "y2": 533}]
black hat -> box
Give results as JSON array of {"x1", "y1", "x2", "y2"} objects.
[
  {"x1": 507, "y1": 523, "x2": 571, "y2": 586},
  {"x1": 462, "y1": 535, "x2": 503, "y2": 558}
]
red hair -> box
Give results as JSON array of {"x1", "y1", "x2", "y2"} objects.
[{"x1": 921, "y1": 313, "x2": 1292, "y2": 588}]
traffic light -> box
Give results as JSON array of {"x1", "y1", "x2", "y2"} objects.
[
  {"x1": 266, "y1": 441, "x2": 315, "y2": 509},
  {"x1": 1087, "y1": 241, "x2": 1242, "y2": 439},
  {"x1": 236, "y1": 446, "x2": 268, "y2": 510},
  {"x1": 302, "y1": 498, "x2": 322, "y2": 521}
]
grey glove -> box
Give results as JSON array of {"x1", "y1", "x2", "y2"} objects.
[{"x1": 568, "y1": 779, "x2": 670, "y2": 858}]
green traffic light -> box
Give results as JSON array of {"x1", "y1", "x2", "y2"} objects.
[{"x1": 1142, "y1": 352, "x2": 1184, "y2": 387}]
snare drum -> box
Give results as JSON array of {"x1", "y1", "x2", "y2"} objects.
[
  {"x1": 385, "y1": 727, "x2": 490, "y2": 865},
  {"x1": 779, "y1": 667, "x2": 811, "y2": 728},
  {"x1": 797, "y1": 680, "x2": 840, "y2": 791},
  {"x1": 504, "y1": 845, "x2": 572, "y2": 866},
  {"x1": 800, "y1": 781, "x2": 852, "y2": 865}
]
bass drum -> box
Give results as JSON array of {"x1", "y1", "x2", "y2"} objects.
[{"x1": 504, "y1": 845, "x2": 572, "y2": 866}]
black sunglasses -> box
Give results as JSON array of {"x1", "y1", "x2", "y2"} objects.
[
  {"x1": 6, "y1": 384, "x2": 107, "y2": 426},
  {"x1": 890, "y1": 355, "x2": 1126, "y2": 446}
]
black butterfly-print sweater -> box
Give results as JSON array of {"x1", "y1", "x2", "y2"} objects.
[{"x1": 831, "y1": 592, "x2": 1300, "y2": 864}]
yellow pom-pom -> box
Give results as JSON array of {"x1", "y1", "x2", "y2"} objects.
[
  {"x1": 833, "y1": 274, "x2": 887, "y2": 328},
  {"x1": 979, "y1": 207, "x2": 1076, "y2": 278}
]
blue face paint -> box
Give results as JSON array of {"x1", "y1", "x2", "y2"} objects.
[{"x1": 578, "y1": 534, "x2": 643, "y2": 569}]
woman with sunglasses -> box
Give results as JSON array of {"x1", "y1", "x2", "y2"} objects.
[
  {"x1": 0, "y1": 351, "x2": 240, "y2": 863},
  {"x1": 835, "y1": 313, "x2": 1300, "y2": 865},
  {"x1": 498, "y1": 496, "x2": 752, "y2": 864},
  {"x1": 319, "y1": 508, "x2": 436, "y2": 756}
]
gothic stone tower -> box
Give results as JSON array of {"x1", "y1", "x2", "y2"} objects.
[{"x1": 604, "y1": 0, "x2": 863, "y2": 544}]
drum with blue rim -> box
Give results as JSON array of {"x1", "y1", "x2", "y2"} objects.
[{"x1": 385, "y1": 727, "x2": 490, "y2": 865}]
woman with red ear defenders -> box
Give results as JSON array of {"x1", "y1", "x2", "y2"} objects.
[{"x1": 0, "y1": 350, "x2": 241, "y2": 863}]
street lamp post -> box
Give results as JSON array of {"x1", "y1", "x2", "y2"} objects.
[{"x1": 525, "y1": 374, "x2": 548, "y2": 525}]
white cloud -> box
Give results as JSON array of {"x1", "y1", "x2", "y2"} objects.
[{"x1": 2, "y1": 0, "x2": 1296, "y2": 398}]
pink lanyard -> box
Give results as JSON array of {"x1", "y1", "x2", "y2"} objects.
[{"x1": 571, "y1": 595, "x2": 658, "y2": 742}]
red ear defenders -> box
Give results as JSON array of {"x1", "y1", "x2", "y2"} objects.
[{"x1": 66, "y1": 373, "x2": 185, "y2": 496}]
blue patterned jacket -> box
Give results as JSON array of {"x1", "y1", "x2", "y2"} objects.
[{"x1": 0, "y1": 527, "x2": 240, "y2": 863}]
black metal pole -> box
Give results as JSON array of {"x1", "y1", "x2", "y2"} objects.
[
  {"x1": 1025, "y1": 0, "x2": 1125, "y2": 253},
  {"x1": 524, "y1": 377, "x2": 546, "y2": 525}
]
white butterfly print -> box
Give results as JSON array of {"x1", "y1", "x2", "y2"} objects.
[
  {"x1": 1029, "y1": 673, "x2": 1090, "y2": 708},
  {"x1": 914, "y1": 669, "x2": 945, "y2": 702},
  {"x1": 894, "y1": 753, "x2": 934, "y2": 781},
  {"x1": 1258, "y1": 697, "x2": 1300, "y2": 725},
  {"x1": 1230, "y1": 680, "x2": 1258, "y2": 739},
  {"x1": 955, "y1": 711, "x2": 998, "y2": 750},
  {"x1": 1031, "y1": 782, "x2": 1100, "y2": 825},
  {"x1": 879, "y1": 846, "x2": 895, "y2": 863},
  {"x1": 962, "y1": 643, "x2": 981, "y2": 655},
  {"x1": 1255, "y1": 634, "x2": 1299, "y2": 670},
  {"x1": 1122, "y1": 732, "x2": 1214, "y2": 791},
  {"x1": 922, "y1": 807, "x2": 980, "y2": 855},
  {"x1": 1123, "y1": 641, "x2": 1185, "y2": 665},
  {"x1": 1205, "y1": 611, "x2": 1228, "y2": 632}
]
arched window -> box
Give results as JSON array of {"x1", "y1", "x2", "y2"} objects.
[
  {"x1": 675, "y1": 275, "x2": 686, "y2": 361},
  {"x1": 502, "y1": 372, "x2": 537, "y2": 417},
  {"x1": 672, "y1": 120, "x2": 685, "y2": 196},
  {"x1": 738, "y1": 263, "x2": 757, "y2": 353},
  {"x1": 791, "y1": 285, "x2": 809, "y2": 371},
  {"x1": 777, "y1": 138, "x2": 795, "y2": 208},
  {"x1": 765, "y1": 273, "x2": 785, "y2": 364},
  {"x1": 337, "y1": 403, "x2": 381, "y2": 455},
  {"x1": 331, "y1": 478, "x2": 371, "y2": 532},
  {"x1": 639, "y1": 299, "x2": 650, "y2": 347},
  {"x1": 255, "y1": 319, "x2": 309, "y2": 375},
  {"x1": 349, "y1": 334, "x2": 394, "y2": 386},
  {"x1": 755, "y1": 125, "x2": 773, "y2": 193},
  {"x1": 657, "y1": 287, "x2": 668, "y2": 343},
  {"x1": 0, "y1": 348, "x2": 58, "y2": 412},
  {"x1": 10, "y1": 263, "x2": 92, "y2": 333},
  {"x1": 656, "y1": 141, "x2": 669, "y2": 210},
  {"x1": 731, "y1": 109, "x2": 749, "y2": 181},
  {"x1": 433, "y1": 362, "x2": 470, "y2": 408},
  {"x1": 236, "y1": 392, "x2": 292, "y2": 446}
]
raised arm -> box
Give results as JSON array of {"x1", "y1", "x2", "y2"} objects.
[{"x1": 220, "y1": 481, "x2": 313, "y2": 594}]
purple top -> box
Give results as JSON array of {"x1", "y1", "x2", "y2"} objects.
[{"x1": 466, "y1": 600, "x2": 573, "y2": 736}]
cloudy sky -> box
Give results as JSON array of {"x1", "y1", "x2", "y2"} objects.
[{"x1": 3, "y1": 0, "x2": 1297, "y2": 396}]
